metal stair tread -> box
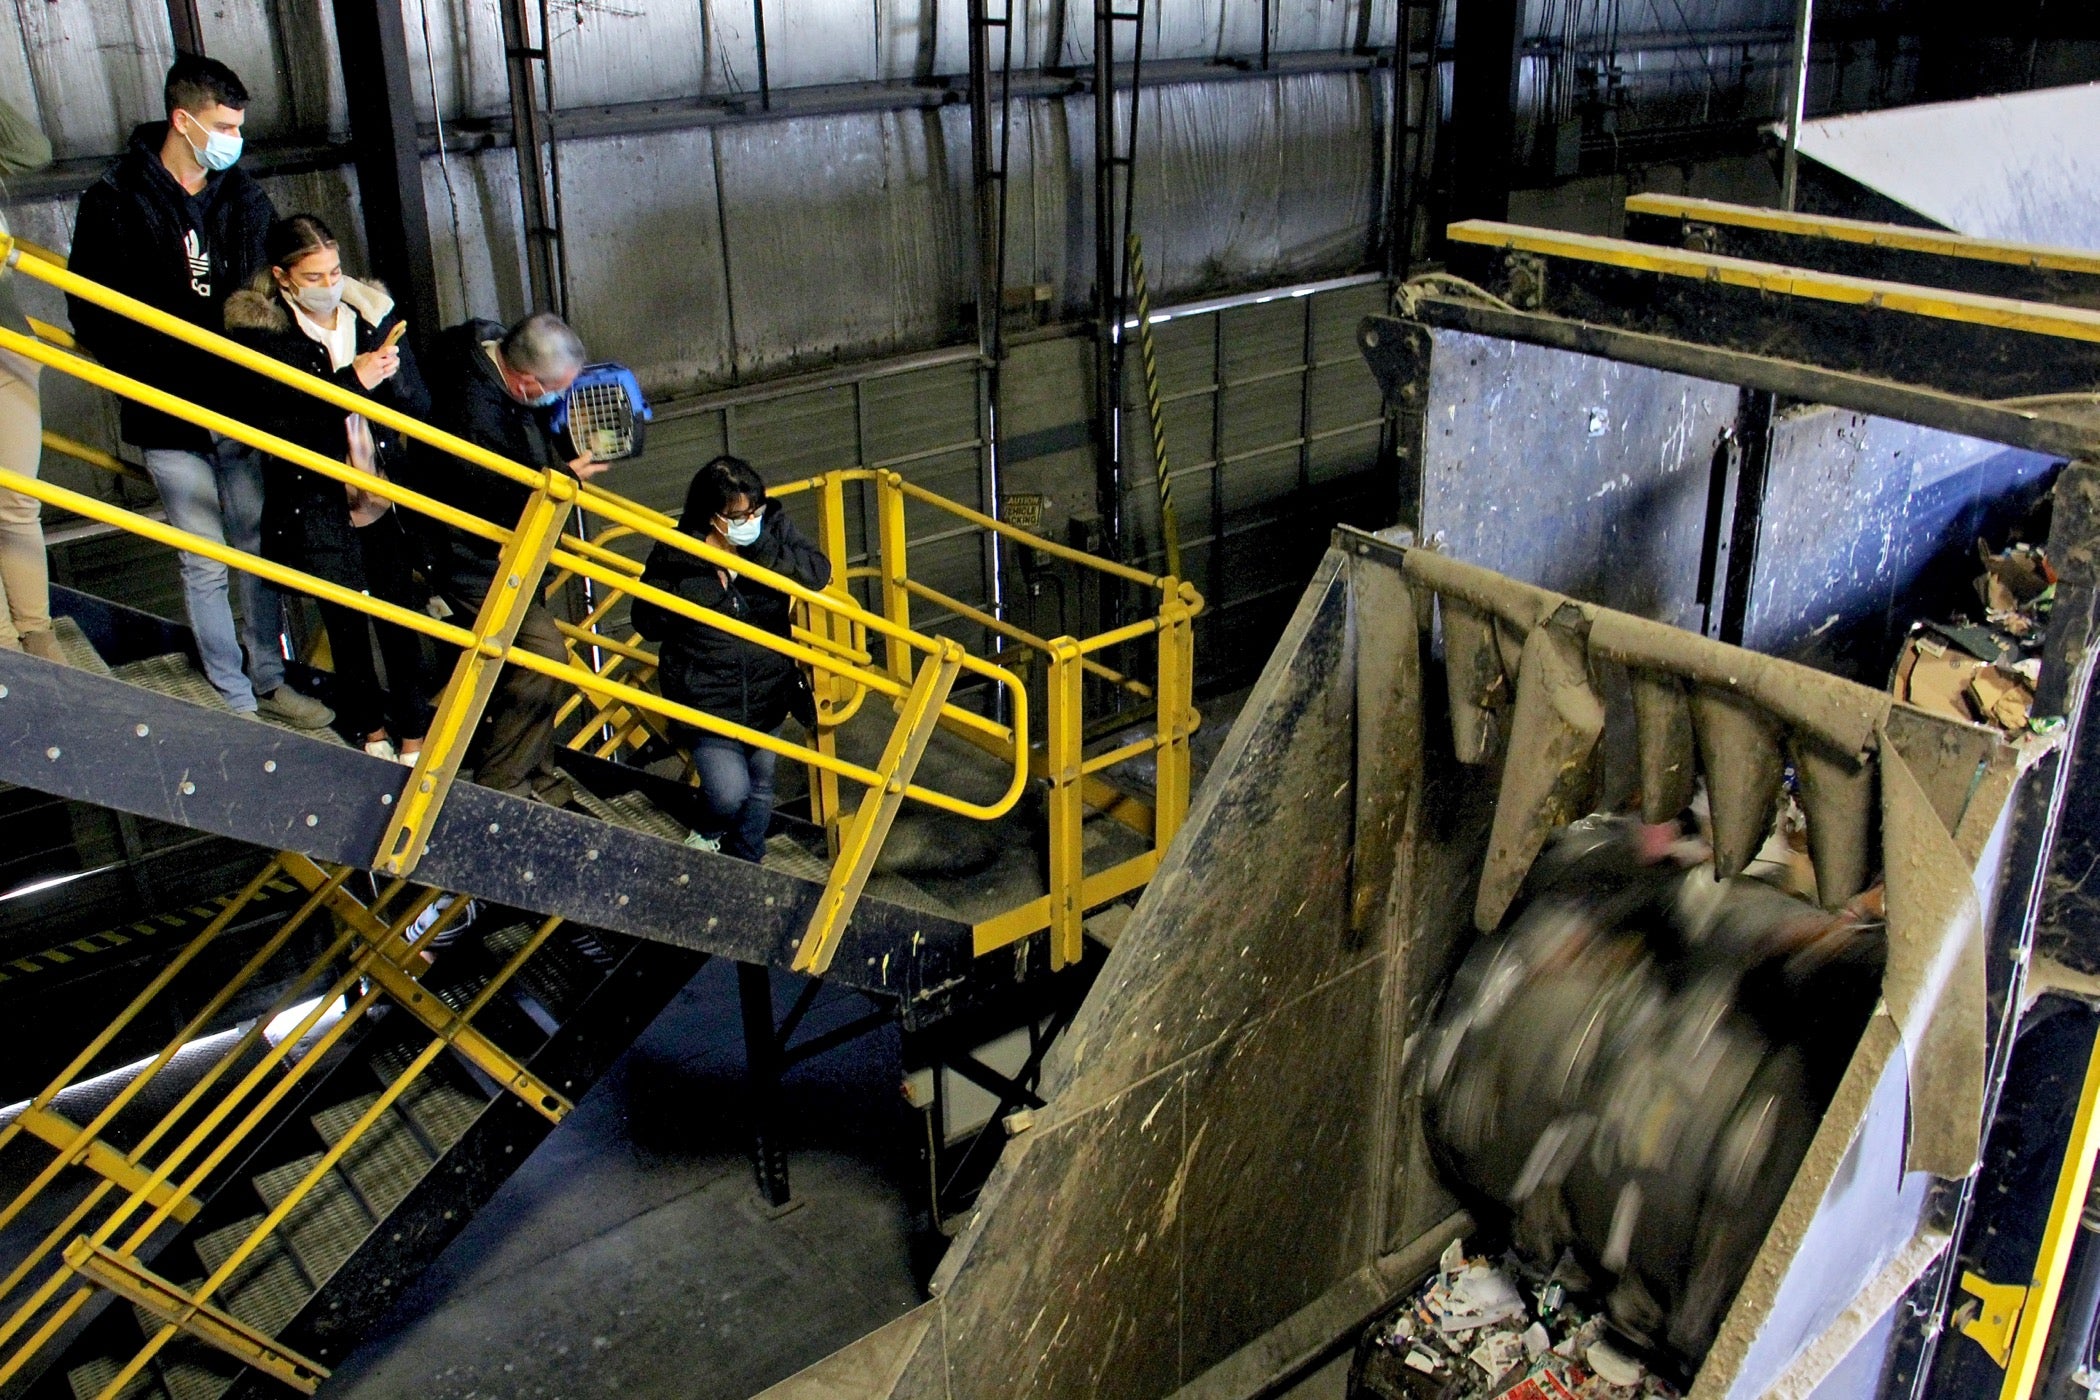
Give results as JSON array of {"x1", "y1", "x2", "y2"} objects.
[
  {"x1": 152, "y1": 1344, "x2": 241, "y2": 1400},
  {"x1": 66, "y1": 1353, "x2": 164, "y2": 1400},
  {"x1": 107, "y1": 654, "x2": 347, "y2": 745},
  {"x1": 568, "y1": 785, "x2": 687, "y2": 841},
  {"x1": 484, "y1": 921, "x2": 598, "y2": 1017},
  {"x1": 365, "y1": 1045, "x2": 489, "y2": 1151},
  {"x1": 341, "y1": 1109, "x2": 438, "y2": 1217},
  {"x1": 50, "y1": 616, "x2": 113, "y2": 677},
  {"x1": 278, "y1": 1185, "x2": 370, "y2": 1286},
  {"x1": 185, "y1": 1220, "x2": 309, "y2": 1337},
  {"x1": 759, "y1": 834, "x2": 965, "y2": 921}
]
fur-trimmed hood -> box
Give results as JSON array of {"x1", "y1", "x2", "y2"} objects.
[{"x1": 223, "y1": 269, "x2": 394, "y2": 335}]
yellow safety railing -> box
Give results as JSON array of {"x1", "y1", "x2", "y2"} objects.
[
  {"x1": 541, "y1": 464, "x2": 1205, "y2": 969},
  {"x1": 3, "y1": 230, "x2": 1203, "y2": 973},
  {"x1": 0, "y1": 854, "x2": 569, "y2": 1398}
]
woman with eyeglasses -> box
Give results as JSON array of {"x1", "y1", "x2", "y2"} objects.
[
  {"x1": 224, "y1": 213, "x2": 432, "y2": 763},
  {"x1": 631, "y1": 454, "x2": 831, "y2": 861}
]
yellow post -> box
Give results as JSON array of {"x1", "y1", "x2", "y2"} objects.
[
  {"x1": 1045, "y1": 637, "x2": 1087, "y2": 969},
  {"x1": 810, "y1": 472, "x2": 854, "y2": 850},
  {"x1": 794, "y1": 641, "x2": 963, "y2": 976},
  {"x1": 1153, "y1": 581, "x2": 1195, "y2": 852},
  {"x1": 876, "y1": 470, "x2": 913, "y2": 683},
  {"x1": 379, "y1": 481, "x2": 576, "y2": 876},
  {"x1": 1992, "y1": 1021, "x2": 2100, "y2": 1399}
]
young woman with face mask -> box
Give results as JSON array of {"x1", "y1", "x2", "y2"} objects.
[
  {"x1": 224, "y1": 214, "x2": 435, "y2": 763},
  {"x1": 629, "y1": 455, "x2": 833, "y2": 861}
]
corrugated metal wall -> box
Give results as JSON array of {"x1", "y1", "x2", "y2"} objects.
[
  {"x1": 1118, "y1": 276, "x2": 1392, "y2": 666},
  {"x1": 0, "y1": 0, "x2": 1801, "y2": 668}
]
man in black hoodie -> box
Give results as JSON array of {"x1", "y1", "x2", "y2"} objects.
[
  {"x1": 414, "y1": 311, "x2": 604, "y2": 801},
  {"x1": 67, "y1": 55, "x2": 331, "y2": 729}
]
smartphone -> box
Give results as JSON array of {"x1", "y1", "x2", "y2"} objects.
[{"x1": 381, "y1": 322, "x2": 408, "y2": 350}]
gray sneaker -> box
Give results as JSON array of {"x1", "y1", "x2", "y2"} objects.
[
  {"x1": 683, "y1": 831, "x2": 722, "y2": 854},
  {"x1": 256, "y1": 686, "x2": 335, "y2": 730}
]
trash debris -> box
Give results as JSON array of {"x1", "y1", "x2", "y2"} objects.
[
  {"x1": 1415, "y1": 815, "x2": 1885, "y2": 1376},
  {"x1": 1891, "y1": 537, "x2": 2055, "y2": 738},
  {"x1": 1350, "y1": 1238, "x2": 1685, "y2": 1400}
]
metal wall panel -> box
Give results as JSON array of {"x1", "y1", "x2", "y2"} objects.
[
  {"x1": 556, "y1": 131, "x2": 736, "y2": 391},
  {"x1": 1745, "y1": 409, "x2": 2060, "y2": 683},
  {"x1": 4, "y1": 0, "x2": 172, "y2": 160},
  {"x1": 1418, "y1": 328, "x2": 1734, "y2": 633},
  {"x1": 1121, "y1": 279, "x2": 1391, "y2": 683},
  {"x1": 713, "y1": 104, "x2": 973, "y2": 379}
]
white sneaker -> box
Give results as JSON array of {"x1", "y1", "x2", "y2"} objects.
[
  {"x1": 364, "y1": 738, "x2": 398, "y2": 761},
  {"x1": 395, "y1": 748, "x2": 422, "y2": 768},
  {"x1": 683, "y1": 831, "x2": 722, "y2": 854}
]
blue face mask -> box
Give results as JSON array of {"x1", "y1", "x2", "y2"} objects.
[
  {"x1": 177, "y1": 112, "x2": 243, "y2": 172},
  {"x1": 525, "y1": 389, "x2": 563, "y2": 408}
]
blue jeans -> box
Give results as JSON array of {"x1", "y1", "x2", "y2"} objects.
[
  {"x1": 691, "y1": 734, "x2": 778, "y2": 862},
  {"x1": 142, "y1": 438, "x2": 285, "y2": 710}
]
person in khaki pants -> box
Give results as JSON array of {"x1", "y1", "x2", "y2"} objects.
[{"x1": 0, "y1": 97, "x2": 63, "y2": 662}]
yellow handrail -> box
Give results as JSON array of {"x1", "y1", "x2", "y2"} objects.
[
  {"x1": 6, "y1": 236, "x2": 1028, "y2": 743},
  {"x1": 0, "y1": 456, "x2": 1023, "y2": 817},
  {"x1": 14, "y1": 229, "x2": 1206, "y2": 960}
]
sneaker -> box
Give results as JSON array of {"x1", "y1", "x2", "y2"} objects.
[
  {"x1": 364, "y1": 738, "x2": 399, "y2": 761},
  {"x1": 683, "y1": 831, "x2": 722, "y2": 854},
  {"x1": 256, "y1": 686, "x2": 335, "y2": 730},
  {"x1": 396, "y1": 748, "x2": 422, "y2": 768}
]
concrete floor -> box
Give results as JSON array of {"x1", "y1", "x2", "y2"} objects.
[{"x1": 325, "y1": 959, "x2": 931, "y2": 1400}]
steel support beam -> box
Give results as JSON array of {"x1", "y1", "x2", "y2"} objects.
[
  {"x1": 1623, "y1": 195, "x2": 2100, "y2": 310},
  {"x1": 331, "y1": 0, "x2": 443, "y2": 354},
  {"x1": 1443, "y1": 220, "x2": 2100, "y2": 403},
  {"x1": 1091, "y1": 0, "x2": 1125, "y2": 549},
  {"x1": 497, "y1": 0, "x2": 566, "y2": 314},
  {"x1": 738, "y1": 962, "x2": 795, "y2": 1211},
  {"x1": 164, "y1": 0, "x2": 206, "y2": 56},
  {"x1": 1448, "y1": 0, "x2": 1523, "y2": 224}
]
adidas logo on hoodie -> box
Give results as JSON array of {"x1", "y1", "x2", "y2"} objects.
[{"x1": 184, "y1": 228, "x2": 210, "y2": 298}]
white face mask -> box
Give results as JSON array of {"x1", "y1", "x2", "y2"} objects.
[
  {"x1": 721, "y1": 514, "x2": 763, "y2": 548},
  {"x1": 176, "y1": 111, "x2": 243, "y2": 172},
  {"x1": 289, "y1": 280, "x2": 342, "y2": 318}
]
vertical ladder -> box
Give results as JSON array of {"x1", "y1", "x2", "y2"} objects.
[
  {"x1": 1387, "y1": 0, "x2": 1436, "y2": 278},
  {"x1": 1091, "y1": 0, "x2": 1148, "y2": 559},
  {"x1": 497, "y1": 0, "x2": 571, "y2": 314},
  {"x1": 969, "y1": 0, "x2": 1020, "y2": 641}
]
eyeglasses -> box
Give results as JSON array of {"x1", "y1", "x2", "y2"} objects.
[{"x1": 716, "y1": 503, "x2": 765, "y2": 524}]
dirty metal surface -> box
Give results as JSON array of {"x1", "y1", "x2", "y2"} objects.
[
  {"x1": 1744, "y1": 408, "x2": 2060, "y2": 684},
  {"x1": 1443, "y1": 242, "x2": 2100, "y2": 404},
  {"x1": 1417, "y1": 329, "x2": 1734, "y2": 632},
  {"x1": 1375, "y1": 301, "x2": 2100, "y2": 465},
  {"x1": 1622, "y1": 210, "x2": 2100, "y2": 311},
  {"x1": 855, "y1": 549, "x2": 1424, "y2": 1395},
  {"x1": 0, "y1": 649, "x2": 987, "y2": 1020}
]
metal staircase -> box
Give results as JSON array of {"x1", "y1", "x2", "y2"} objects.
[{"x1": 0, "y1": 229, "x2": 1203, "y2": 1399}]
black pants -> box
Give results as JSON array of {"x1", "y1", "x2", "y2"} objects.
[
  {"x1": 314, "y1": 521, "x2": 430, "y2": 741},
  {"x1": 432, "y1": 546, "x2": 569, "y2": 794},
  {"x1": 476, "y1": 601, "x2": 567, "y2": 792}
]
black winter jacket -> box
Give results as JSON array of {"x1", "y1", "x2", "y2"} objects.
[
  {"x1": 406, "y1": 320, "x2": 571, "y2": 606},
  {"x1": 630, "y1": 505, "x2": 832, "y2": 734},
  {"x1": 221, "y1": 272, "x2": 431, "y2": 592},
  {"x1": 66, "y1": 124, "x2": 276, "y2": 451}
]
